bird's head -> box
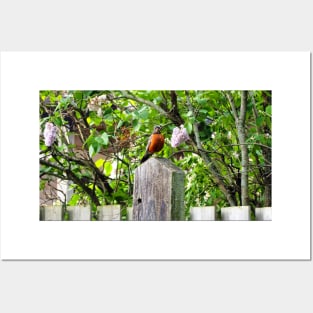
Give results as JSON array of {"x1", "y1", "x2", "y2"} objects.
[{"x1": 153, "y1": 125, "x2": 162, "y2": 134}]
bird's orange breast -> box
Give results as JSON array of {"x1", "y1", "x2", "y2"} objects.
[{"x1": 148, "y1": 134, "x2": 165, "y2": 153}]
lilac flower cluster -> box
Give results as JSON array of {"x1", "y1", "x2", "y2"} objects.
[
  {"x1": 170, "y1": 125, "x2": 190, "y2": 148},
  {"x1": 44, "y1": 122, "x2": 57, "y2": 146},
  {"x1": 88, "y1": 95, "x2": 107, "y2": 116}
]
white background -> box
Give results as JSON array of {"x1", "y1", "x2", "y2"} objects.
[
  {"x1": 0, "y1": 1, "x2": 312, "y2": 313},
  {"x1": 0, "y1": 51, "x2": 310, "y2": 260}
]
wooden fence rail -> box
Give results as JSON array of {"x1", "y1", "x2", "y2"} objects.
[
  {"x1": 221, "y1": 206, "x2": 251, "y2": 221},
  {"x1": 190, "y1": 206, "x2": 216, "y2": 221},
  {"x1": 255, "y1": 207, "x2": 272, "y2": 221},
  {"x1": 190, "y1": 206, "x2": 272, "y2": 221},
  {"x1": 40, "y1": 205, "x2": 64, "y2": 221},
  {"x1": 40, "y1": 205, "x2": 272, "y2": 221},
  {"x1": 40, "y1": 205, "x2": 121, "y2": 221}
]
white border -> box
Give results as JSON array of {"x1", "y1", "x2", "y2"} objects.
[{"x1": 0, "y1": 52, "x2": 310, "y2": 260}]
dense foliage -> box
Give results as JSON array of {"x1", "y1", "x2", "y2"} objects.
[{"x1": 40, "y1": 90, "x2": 271, "y2": 220}]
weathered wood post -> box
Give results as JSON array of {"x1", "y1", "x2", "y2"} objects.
[
  {"x1": 221, "y1": 206, "x2": 251, "y2": 220},
  {"x1": 67, "y1": 206, "x2": 91, "y2": 221},
  {"x1": 40, "y1": 205, "x2": 64, "y2": 221},
  {"x1": 127, "y1": 207, "x2": 133, "y2": 221},
  {"x1": 190, "y1": 206, "x2": 216, "y2": 220},
  {"x1": 133, "y1": 157, "x2": 185, "y2": 220},
  {"x1": 97, "y1": 205, "x2": 121, "y2": 221},
  {"x1": 255, "y1": 207, "x2": 272, "y2": 221}
]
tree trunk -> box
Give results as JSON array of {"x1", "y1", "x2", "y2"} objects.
[
  {"x1": 261, "y1": 91, "x2": 272, "y2": 207},
  {"x1": 238, "y1": 91, "x2": 249, "y2": 205},
  {"x1": 250, "y1": 91, "x2": 272, "y2": 207},
  {"x1": 263, "y1": 148, "x2": 272, "y2": 206},
  {"x1": 226, "y1": 91, "x2": 249, "y2": 206},
  {"x1": 238, "y1": 127, "x2": 249, "y2": 205}
]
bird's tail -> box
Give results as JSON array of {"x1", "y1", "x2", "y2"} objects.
[{"x1": 140, "y1": 153, "x2": 152, "y2": 164}]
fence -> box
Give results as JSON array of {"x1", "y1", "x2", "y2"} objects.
[
  {"x1": 190, "y1": 206, "x2": 272, "y2": 221},
  {"x1": 40, "y1": 205, "x2": 271, "y2": 221},
  {"x1": 40, "y1": 157, "x2": 271, "y2": 221},
  {"x1": 40, "y1": 205, "x2": 122, "y2": 221}
]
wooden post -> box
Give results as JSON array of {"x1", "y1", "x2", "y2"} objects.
[
  {"x1": 190, "y1": 206, "x2": 216, "y2": 220},
  {"x1": 221, "y1": 206, "x2": 251, "y2": 220},
  {"x1": 127, "y1": 207, "x2": 133, "y2": 221},
  {"x1": 67, "y1": 206, "x2": 91, "y2": 221},
  {"x1": 97, "y1": 205, "x2": 120, "y2": 221},
  {"x1": 133, "y1": 157, "x2": 185, "y2": 221},
  {"x1": 40, "y1": 205, "x2": 64, "y2": 221},
  {"x1": 255, "y1": 207, "x2": 272, "y2": 221}
]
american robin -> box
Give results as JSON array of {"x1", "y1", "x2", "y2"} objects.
[{"x1": 140, "y1": 125, "x2": 165, "y2": 163}]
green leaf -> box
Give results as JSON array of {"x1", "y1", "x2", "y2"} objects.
[
  {"x1": 256, "y1": 116, "x2": 263, "y2": 127},
  {"x1": 117, "y1": 120, "x2": 124, "y2": 129},
  {"x1": 266, "y1": 105, "x2": 272, "y2": 115},
  {"x1": 73, "y1": 91, "x2": 83, "y2": 101},
  {"x1": 53, "y1": 117, "x2": 62, "y2": 126},
  {"x1": 95, "y1": 137, "x2": 104, "y2": 145},
  {"x1": 40, "y1": 144, "x2": 48, "y2": 151},
  {"x1": 84, "y1": 132, "x2": 94, "y2": 147},
  {"x1": 88, "y1": 111, "x2": 102, "y2": 126},
  {"x1": 40, "y1": 180, "x2": 46, "y2": 190},
  {"x1": 113, "y1": 190, "x2": 129, "y2": 201},
  {"x1": 103, "y1": 107, "x2": 113, "y2": 115},
  {"x1": 89, "y1": 143, "x2": 101, "y2": 157},
  {"x1": 101, "y1": 132, "x2": 109, "y2": 145},
  {"x1": 104, "y1": 162, "x2": 113, "y2": 176},
  {"x1": 186, "y1": 122, "x2": 193, "y2": 134},
  {"x1": 59, "y1": 97, "x2": 70, "y2": 109},
  {"x1": 95, "y1": 159, "x2": 105, "y2": 168},
  {"x1": 68, "y1": 193, "x2": 80, "y2": 206},
  {"x1": 138, "y1": 107, "x2": 149, "y2": 119},
  {"x1": 57, "y1": 143, "x2": 67, "y2": 152},
  {"x1": 40, "y1": 166, "x2": 52, "y2": 174},
  {"x1": 133, "y1": 119, "x2": 141, "y2": 131},
  {"x1": 75, "y1": 111, "x2": 81, "y2": 119},
  {"x1": 198, "y1": 99, "x2": 207, "y2": 106}
]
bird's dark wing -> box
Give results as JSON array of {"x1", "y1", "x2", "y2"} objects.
[{"x1": 145, "y1": 135, "x2": 152, "y2": 153}]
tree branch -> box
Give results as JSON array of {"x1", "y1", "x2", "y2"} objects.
[
  {"x1": 120, "y1": 90, "x2": 184, "y2": 126},
  {"x1": 120, "y1": 90, "x2": 167, "y2": 116},
  {"x1": 40, "y1": 158, "x2": 101, "y2": 206},
  {"x1": 215, "y1": 142, "x2": 272, "y2": 150},
  {"x1": 239, "y1": 91, "x2": 248, "y2": 125},
  {"x1": 239, "y1": 91, "x2": 249, "y2": 205},
  {"x1": 224, "y1": 91, "x2": 238, "y2": 122},
  {"x1": 185, "y1": 90, "x2": 237, "y2": 206},
  {"x1": 169, "y1": 150, "x2": 200, "y2": 159}
]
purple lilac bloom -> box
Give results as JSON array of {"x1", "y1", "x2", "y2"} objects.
[
  {"x1": 44, "y1": 122, "x2": 57, "y2": 146},
  {"x1": 170, "y1": 125, "x2": 190, "y2": 148}
]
